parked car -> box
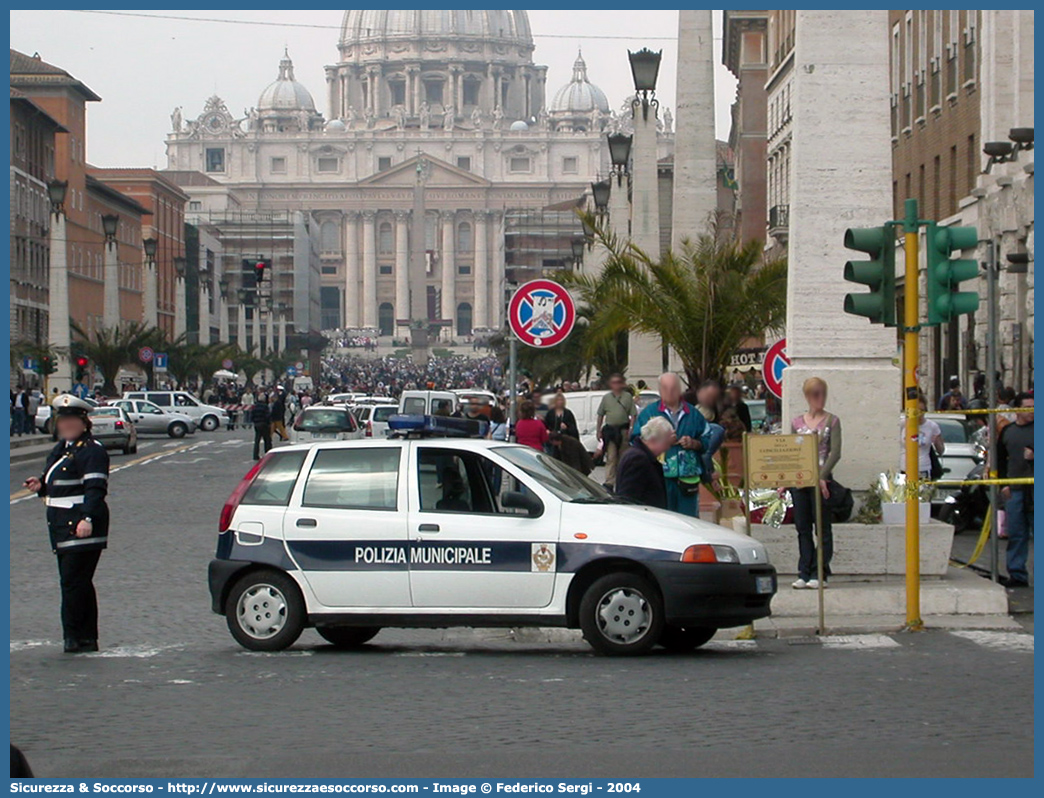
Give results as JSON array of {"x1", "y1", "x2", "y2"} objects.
[
  {"x1": 36, "y1": 396, "x2": 99, "y2": 437},
  {"x1": 88, "y1": 406, "x2": 138, "y2": 455},
  {"x1": 289, "y1": 406, "x2": 364, "y2": 444},
  {"x1": 121, "y1": 390, "x2": 227, "y2": 432},
  {"x1": 352, "y1": 403, "x2": 399, "y2": 438},
  {"x1": 399, "y1": 390, "x2": 458, "y2": 417},
  {"x1": 326, "y1": 392, "x2": 369, "y2": 406},
  {"x1": 925, "y1": 412, "x2": 983, "y2": 506},
  {"x1": 539, "y1": 390, "x2": 660, "y2": 453},
  {"x1": 111, "y1": 399, "x2": 196, "y2": 438}
]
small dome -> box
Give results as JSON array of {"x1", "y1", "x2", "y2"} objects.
[
  {"x1": 258, "y1": 50, "x2": 316, "y2": 112},
  {"x1": 325, "y1": 118, "x2": 347, "y2": 132},
  {"x1": 549, "y1": 51, "x2": 609, "y2": 115},
  {"x1": 509, "y1": 120, "x2": 529, "y2": 131}
]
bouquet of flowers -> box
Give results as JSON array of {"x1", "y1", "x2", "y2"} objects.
[{"x1": 748, "y1": 487, "x2": 793, "y2": 528}]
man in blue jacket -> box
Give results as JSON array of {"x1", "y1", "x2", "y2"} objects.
[{"x1": 632, "y1": 373, "x2": 707, "y2": 517}]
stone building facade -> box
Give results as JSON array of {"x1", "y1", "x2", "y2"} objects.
[{"x1": 164, "y1": 11, "x2": 641, "y2": 342}]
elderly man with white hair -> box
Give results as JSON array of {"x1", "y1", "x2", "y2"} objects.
[
  {"x1": 615, "y1": 416, "x2": 673, "y2": 509},
  {"x1": 630, "y1": 372, "x2": 709, "y2": 516}
]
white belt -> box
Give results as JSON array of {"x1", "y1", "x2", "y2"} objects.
[
  {"x1": 45, "y1": 496, "x2": 85, "y2": 508},
  {"x1": 55, "y1": 536, "x2": 107, "y2": 549}
]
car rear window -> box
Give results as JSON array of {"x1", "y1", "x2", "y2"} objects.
[
  {"x1": 297, "y1": 408, "x2": 354, "y2": 432},
  {"x1": 402, "y1": 397, "x2": 426, "y2": 415},
  {"x1": 243, "y1": 450, "x2": 308, "y2": 506},
  {"x1": 302, "y1": 448, "x2": 400, "y2": 510}
]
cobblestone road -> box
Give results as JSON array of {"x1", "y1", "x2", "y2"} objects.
[{"x1": 9, "y1": 430, "x2": 1034, "y2": 778}]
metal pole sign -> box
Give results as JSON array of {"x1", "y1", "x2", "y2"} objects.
[
  {"x1": 507, "y1": 279, "x2": 577, "y2": 348},
  {"x1": 745, "y1": 432, "x2": 824, "y2": 634}
]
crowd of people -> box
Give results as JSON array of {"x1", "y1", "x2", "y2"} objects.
[{"x1": 320, "y1": 353, "x2": 501, "y2": 396}]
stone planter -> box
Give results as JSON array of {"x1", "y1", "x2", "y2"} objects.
[{"x1": 881, "y1": 502, "x2": 930, "y2": 525}]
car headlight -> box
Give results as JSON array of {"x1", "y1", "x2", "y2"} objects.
[{"x1": 681, "y1": 544, "x2": 740, "y2": 564}]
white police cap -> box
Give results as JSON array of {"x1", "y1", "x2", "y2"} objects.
[{"x1": 52, "y1": 393, "x2": 93, "y2": 417}]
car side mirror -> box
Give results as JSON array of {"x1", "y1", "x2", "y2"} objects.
[{"x1": 501, "y1": 491, "x2": 543, "y2": 517}]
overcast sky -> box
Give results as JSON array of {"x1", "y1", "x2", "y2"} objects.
[{"x1": 10, "y1": 9, "x2": 737, "y2": 169}]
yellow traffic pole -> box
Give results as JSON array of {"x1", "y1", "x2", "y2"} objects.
[{"x1": 902, "y1": 198, "x2": 923, "y2": 631}]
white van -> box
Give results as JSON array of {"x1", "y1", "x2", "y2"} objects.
[
  {"x1": 398, "y1": 390, "x2": 458, "y2": 417},
  {"x1": 121, "y1": 390, "x2": 228, "y2": 432},
  {"x1": 540, "y1": 390, "x2": 660, "y2": 452}
]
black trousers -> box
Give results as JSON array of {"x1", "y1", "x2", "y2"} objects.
[
  {"x1": 253, "y1": 423, "x2": 272, "y2": 460},
  {"x1": 791, "y1": 486, "x2": 833, "y2": 581},
  {"x1": 56, "y1": 548, "x2": 102, "y2": 642}
]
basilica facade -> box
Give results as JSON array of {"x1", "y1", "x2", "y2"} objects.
[{"x1": 164, "y1": 10, "x2": 645, "y2": 341}]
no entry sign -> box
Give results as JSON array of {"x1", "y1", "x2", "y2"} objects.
[
  {"x1": 508, "y1": 279, "x2": 576, "y2": 348},
  {"x1": 763, "y1": 338, "x2": 790, "y2": 400}
]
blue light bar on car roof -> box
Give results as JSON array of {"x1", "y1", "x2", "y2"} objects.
[{"x1": 387, "y1": 414, "x2": 489, "y2": 438}]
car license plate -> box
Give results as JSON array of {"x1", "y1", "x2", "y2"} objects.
[
  {"x1": 311, "y1": 432, "x2": 336, "y2": 439},
  {"x1": 756, "y1": 576, "x2": 774, "y2": 594}
]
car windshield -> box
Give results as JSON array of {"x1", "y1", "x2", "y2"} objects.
[
  {"x1": 494, "y1": 446, "x2": 616, "y2": 504},
  {"x1": 298, "y1": 409, "x2": 352, "y2": 431},
  {"x1": 933, "y1": 417, "x2": 970, "y2": 444},
  {"x1": 90, "y1": 408, "x2": 121, "y2": 418}
]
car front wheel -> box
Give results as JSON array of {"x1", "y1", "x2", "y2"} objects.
[
  {"x1": 200, "y1": 414, "x2": 219, "y2": 432},
  {"x1": 226, "y1": 571, "x2": 305, "y2": 651},
  {"x1": 168, "y1": 421, "x2": 188, "y2": 438},
  {"x1": 579, "y1": 572, "x2": 664, "y2": 656}
]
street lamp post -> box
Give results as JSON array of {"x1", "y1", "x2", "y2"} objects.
[
  {"x1": 173, "y1": 255, "x2": 187, "y2": 340},
  {"x1": 46, "y1": 179, "x2": 72, "y2": 393},
  {"x1": 142, "y1": 236, "x2": 159, "y2": 328},
  {"x1": 570, "y1": 236, "x2": 586, "y2": 271},
  {"x1": 101, "y1": 213, "x2": 120, "y2": 329}
]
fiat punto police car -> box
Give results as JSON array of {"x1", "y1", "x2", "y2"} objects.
[{"x1": 208, "y1": 417, "x2": 777, "y2": 656}]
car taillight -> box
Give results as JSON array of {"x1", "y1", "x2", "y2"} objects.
[
  {"x1": 366, "y1": 420, "x2": 373, "y2": 437},
  {"x1": 681, "y1": 544, "x2": 740, "y2": 564},
  {"x1": 219, "y1": 457, "x2": 267, "y2": 533},
  {"x1": 114, "y1": 420, "x2": 124, "y2": 429}
]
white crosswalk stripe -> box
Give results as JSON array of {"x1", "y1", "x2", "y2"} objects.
[
  {"x1": 949, "y1": 630, "x2": 1034, "y2": 653},
  {"x1": 820, "y1": 634, "x2": 901, "y2": 650}
]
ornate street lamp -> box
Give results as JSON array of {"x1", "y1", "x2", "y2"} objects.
[
  {"x1": 101, "y1": 214, "x2": 119, "y2": 243},
  {"x1": 173, "y1": 256, "x2": 186, "y2": 277},
  {"x1": 607, "y1": 133, "x2": 632, "y2": 187},
  {"x1": 218, "y1": 275, "x2": 231, "y2": 299},
  {"x1": 628, "y1": 48, "x2": 662, "y2": 121},
  {"x1": 570, "y1": 236, "x2": 586, "y2": 270},
  {"x1": 47, "y1": 179, "x2": 68, "y2": 213},
  {"x1": 143, "y1": 237, "x2": 158, "y2": 264},
  {"x1": 591, "y1": 179, "x2": 611, "y2": 214}
]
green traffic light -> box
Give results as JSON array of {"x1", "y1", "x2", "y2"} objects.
[
  {"x1": 842, "y1": 225, "x2": 896, "y2": 326},
  {"x1": 926, "y1": 222, "x2": 980, "y2": 325}
]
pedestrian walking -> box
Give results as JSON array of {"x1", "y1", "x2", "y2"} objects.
[
  {"x1": 250, "y1": 393, "x2": 273, "y2": 460},
  {"x1": 549, "y1": 431, "x2": 593, "y2": 476},
  {"x1": 23, "y1": 394, "x2": 110, "y2": 653},
  {"x1": 632, "y1": 373, "x2": 708, "y2": 517},
  {"x1": 544, "y1": 393, "x2": 579, "y2": 440},
  {"x1": 900, "y1": 393, "x2": 945, "y2": 478},
  {"x1": 789, "y1": 377, "x2": 842, "y2": 590},
  {"x1": 270, "y1": 388, "x2": 289, "y2": 442},
  {"x1": 11, "y1": 388, "x2": 27, "y2": 436},
  {"x1": 997, "y1": 392, "x2": 1033, "y2": 588},
  {"x1": 615, "y1": 416, "x2": 672, "y2": 509},
  {"x1": 24, "y1": 390, "x2": 39, "y2": 434},
  {"x1": 595, "y1": 374, "x2": 636, "y2": 490},
  {"x1": 514, "y1": 400, "x2": 548, "y2": 451}
]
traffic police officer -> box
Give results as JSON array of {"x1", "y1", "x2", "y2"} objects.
[{"x1": 24, "y1": 394, "x2": 110, "y2": 653}]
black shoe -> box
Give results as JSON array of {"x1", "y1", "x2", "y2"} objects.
[
  {"x1": 1000, "y1": 576, "x2": 1030, "y2": 588},
  {"x1": 63, "y1": 639, "x2": 82, "y2": 654},
  {"x1": 77, "y1": 639, "x2": 99, "y2": 652}
]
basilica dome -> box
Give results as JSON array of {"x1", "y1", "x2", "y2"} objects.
[
  {"x1": 340, "y1": 10, "x2": 533, "y2": 49},
  {"x1": 549, "y1": 52, "x2": 609, "y2": 115},
  {"x1": 258, "y1": 50, "x2": 316, "y2": 112}
]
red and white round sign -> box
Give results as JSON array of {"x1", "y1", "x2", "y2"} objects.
[
  {"x1": 763, "y1": 338, "x2": 790, "y2": 400},
  {"x1": 508, "y1": 279, "x2": 576, "y2": 349},
  {"x1": 138, "y1": 346, "x2": 154, "y2": 364}
]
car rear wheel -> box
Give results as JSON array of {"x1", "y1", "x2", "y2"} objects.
[
  {"x1": 658, "y1": 625, "x2": 716, "y2": 652},
  {"x1": 200, "y1": 414, "x2": 219, "y2": 432},
  {"x1": 579, "y1": 572, "x2": 663, "y2": 656},
  {"x1": 168, "y1": 421, "x2": 188, "y2": 438},
  {"x1": 226, "y1": 571, "x2": 305, "y2": 651},
  {"x1": 316, "y1": 626, "x2": 381, "y2": 649}
]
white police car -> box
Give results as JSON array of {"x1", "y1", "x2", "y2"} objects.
[{"x1": 208, "y1": 417, "x2": 777, "y2": 656}]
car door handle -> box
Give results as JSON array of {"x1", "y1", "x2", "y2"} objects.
[
  {"x1": 296, "y1": 518, "x2": 317, "y2": 528},
  {"x1": 418, "y1": 523, "x2": 440, "y2": 533}
]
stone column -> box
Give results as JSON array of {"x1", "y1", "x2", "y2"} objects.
[
  {"x1": 236, "y1": 305, "x2": 247, "y2": 351},
  {"x1": 441, "y1": 210, "x2": 456, "y2": 335},
  {"x1": 174, "y1": 276, "x2": 186, "y2": 339},
  {"x1": 252, "y1": 304, "x2": 261, "y2": 355},
  {"x1": 143, "y1": 260, "x2": 159, "y2": 329},
  {"x1": 628, "y1": 90, "x2": 663, "y2": 384},
  {"x1": 103, "y1": 237, "x2": 120, "y2": 329},
  {"x1": 491, "y1": 211, "x2": 505, "y2": 329},
  {"x1": 361, "y1": 211, "x2": 377, "y2": 329},
  {"x1": 218, "y1": 293, "x2": 229, "y2": 344},
  {"x1": 266, "y1": 307, "x2": 275, "y2": 355},
  {"x1": 394, "y1": 210, "x2": 411, "y2": 333},
  {"x1": 278, "y1": 313, "x2": 287, "y2": 354},
  {"x1": 782, "y1": 10, "x2": 898, "y2": 490},
  {"x1": 344, "y1": 211, "x2": 360, "y2": 327},
  {"x1": 47, "y1": 209, "x2": 72, "y2": 392},
  {"x1": 671, "y1": 10, "x2": 718, "y2": 247},
  {"x1": 198, "y1": 282, "x2": 210, "y2": 344},
  {"x1": 473, "y1": 210, "x2": 489, "y2": 329}
]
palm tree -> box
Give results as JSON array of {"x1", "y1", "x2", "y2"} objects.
[
  {"x1": 561, "y1": 212, "x2": 787, "y2": 386},
  {"x1": 70, "y1": 321, "x2": 155, "y2": 395}
]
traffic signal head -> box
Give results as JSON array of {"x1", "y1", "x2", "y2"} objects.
[
  {"x1": 843, "y1": 225, "x2": 897, "y2": 326},
  {"x1": 253, "y1": 258, "x2": 271, "y2": 283},
  {"x1": 926, "y1": 223, "x2": 980, "y2": 325},
  {"x1": 75, "y1": 356, "x2": 89, "y2": 369}
]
